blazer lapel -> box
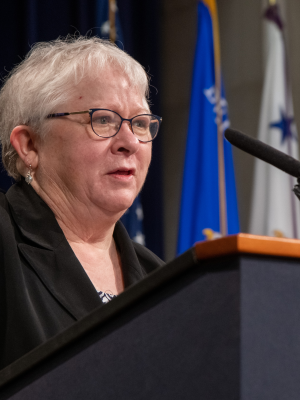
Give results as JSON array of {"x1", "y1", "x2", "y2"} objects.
[
  {"x1": 7, "y1": 181, "x2": 102, "y2": 321},
  {"x1": 114, "y1": 221, "x2": 148, "y2": 286}
]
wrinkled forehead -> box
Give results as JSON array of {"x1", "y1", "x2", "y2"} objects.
[{"x1": 73, "y1": 66, "x2": 149, "y2": 110}]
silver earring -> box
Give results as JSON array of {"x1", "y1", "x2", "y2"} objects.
[{"x1": 25, "y1": 165, "x2": 33, "y2": 185}]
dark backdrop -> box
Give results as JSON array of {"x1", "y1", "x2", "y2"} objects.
[{"x1": 0, "y1": 0, "x2": 164, "y2": 258}]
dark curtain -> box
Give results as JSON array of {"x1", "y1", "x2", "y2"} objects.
[
  {"x1": 0, "y1": 0, "x2": 164, "y2": 259},
  {"x1": 119, "y1": 0, "x2": 164, "y2": 259}
]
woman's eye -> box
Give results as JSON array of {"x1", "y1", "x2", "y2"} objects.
[
  {"x1": 94, "y1": 115, "x2": 112, "y2": 125},
  {"x1": 133, "y1": 119, "x2": 147, "y2": 128}
]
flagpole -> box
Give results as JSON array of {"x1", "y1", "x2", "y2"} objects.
[
  {"x1": 211, "y1": 2, "x2": 228, "y2": 237},
  {"x1": 109, "y1": 0, "x2": 116, "y2": 43},
  {"x1": 279, "y1": 4, "x2": 298, "y2": 238}
]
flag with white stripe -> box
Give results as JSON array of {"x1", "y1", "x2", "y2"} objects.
[{"x1": 249, "y1": 4, "x2": 300, "y2": 238}]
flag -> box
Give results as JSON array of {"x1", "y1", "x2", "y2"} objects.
[
  {"x1": 177, "y1": 0, "x2": 239, "y2": 254},
  {"x1": 120, "y1": 197, "x2": 145, "y2": 245},
  {"x1": 96, "y1": 0, "x2": 146, "y2": 245},
  {"x1": 96, "y1": 0, "x2": 124, "y2": 45},
  {"x1": 249, "y1": 4, "x2": 300, "y2": 238}
]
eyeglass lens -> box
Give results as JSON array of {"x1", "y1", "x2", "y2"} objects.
[{"x1": 91, "y1": 110, "x2": 159, "y2": 142}]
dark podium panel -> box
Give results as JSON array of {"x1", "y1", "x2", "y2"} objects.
[{"x1": 1, "y1": 234, "x2": 300, "y2": 400}]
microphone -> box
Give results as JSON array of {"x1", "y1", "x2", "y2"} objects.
[{"x1": 224, "y1": 128, "x2": 300, "y2": 178}]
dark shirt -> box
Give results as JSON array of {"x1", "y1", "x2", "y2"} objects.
[{"x1": 0, "y1": 180, "x2": 164, "y2": 369}]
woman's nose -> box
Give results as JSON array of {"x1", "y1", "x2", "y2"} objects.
[{"x1": 110, "y1": 120, "x2": 140, "y2": 155}]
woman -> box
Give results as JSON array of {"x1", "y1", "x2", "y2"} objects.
[{"x1": 0, "y1": 36, "x2": 164, "y2": 369}]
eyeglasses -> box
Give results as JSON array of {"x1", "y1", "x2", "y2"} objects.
[{"x1": 47, "y1": 108, "x2": 162, "y2": 142}]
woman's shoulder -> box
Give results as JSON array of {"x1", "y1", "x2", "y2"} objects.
[{"x1": 132, "y1": 241, "x2": 165, "y2": 274}]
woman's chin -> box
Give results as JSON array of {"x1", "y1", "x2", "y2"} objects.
[{"x1": 100, "y1": 196, "x2": 136, "y2": 216}]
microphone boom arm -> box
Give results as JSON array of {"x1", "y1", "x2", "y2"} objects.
[{"x1": 224, "y1": 128, "x2": 300, "y2": 202}]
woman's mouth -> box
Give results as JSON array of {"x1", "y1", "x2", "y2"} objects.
[
  {"x1": 108, "y1": 168, "x2": 135, "y2": 179},
  {"x1": 113, "y1": 170, "x2": 132, "y2": 175}
]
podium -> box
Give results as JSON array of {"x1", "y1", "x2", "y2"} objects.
[{"x1": 1, "y1": 234, "x2": 300, "y2": 400}]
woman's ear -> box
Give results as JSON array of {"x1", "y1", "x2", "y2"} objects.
[{"x1": 10, "y1": 125, "x2": 39, "y2": 172}]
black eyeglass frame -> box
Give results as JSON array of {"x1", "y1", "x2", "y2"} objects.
[{"x1": 47, "y1": 108, "x2": 162, "y2": 143}]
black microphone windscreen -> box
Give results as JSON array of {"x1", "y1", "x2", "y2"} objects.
[{"x1": 225, "y1": 128, "x2": 300, "y2": 178}]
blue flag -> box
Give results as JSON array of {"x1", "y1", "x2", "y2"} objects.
[
  {"x1": 96, "y1": 0, "x2": 146, "y2": 245},
  {"x1": 177, "y1": 0, "x2": 239, "y2": 254},
  {"x1": 95, "y1": 0, "x2": 124, "y2": 46}
]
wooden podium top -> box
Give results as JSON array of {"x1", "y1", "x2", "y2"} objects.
[{"x1": 194, "y1": 233, "x2": 300, "y2": 260}]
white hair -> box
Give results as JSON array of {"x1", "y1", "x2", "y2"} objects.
[{"x1": 0, "y1": 36, "x2": 149, "y2": 180}]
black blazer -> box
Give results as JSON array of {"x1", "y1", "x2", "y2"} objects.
[{"x1": 0, "y1": 180, "x2": 164, "y2": 369}]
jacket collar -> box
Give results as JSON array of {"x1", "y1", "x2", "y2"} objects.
[
  {"x1": 6, "y1": 179, "x2": 64, "y2": 250},
  {"x1": 6, "y1": 180, "x2": 146, "y2": 320}
]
